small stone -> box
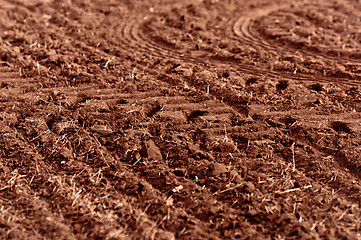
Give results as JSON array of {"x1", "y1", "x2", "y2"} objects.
[
  {"x1": 91, "y1": 125, "x2": 113, "y2": 135},
  {"x1": 145, "y1": 140, "x2": 162, "y2": 161},
  {"x1": 188, "y1": 143, "x2": 215, "y2": 161},
  {"x1": 207, "y1": 162, "x2": 227, "y2": 177},
  {"x1": 172, "y1": 185, "x2": 183, "y2": 193}
]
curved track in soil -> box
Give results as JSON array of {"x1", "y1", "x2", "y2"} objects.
[
  {"x1": 233, "y1": 1, "x2": 361, "y2": 80},
  {"x1": 1, "y1": 0, "x2": 361, "y2": 239}
]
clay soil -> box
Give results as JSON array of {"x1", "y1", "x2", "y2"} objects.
[{"x1": 2, "y1": 0, "x2": 361, "y2": 239}]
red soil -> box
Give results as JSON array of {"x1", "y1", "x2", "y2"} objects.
[{"x1": 1, "y1": 0, "x2": 361, "y2": 239}]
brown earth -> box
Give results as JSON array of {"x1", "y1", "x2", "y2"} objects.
[{"x1": 1, "y1": 0, "x2": 361, "y2": 239}]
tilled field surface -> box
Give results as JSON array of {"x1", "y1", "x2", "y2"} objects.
[{"x1": 1, "y1": 0, "x2": 361, "y2": 239}]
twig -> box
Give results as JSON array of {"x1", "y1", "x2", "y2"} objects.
[
  {"x1": 104, "y1": 57, "x2": 115, "y2": 68},
  {"x1": 213, "y1": 183, "x2": 244, "y2": 195},
  {"x1": 291, "y1": 142, "x2": 295, "y2": 172},
  {"x1": 275, "y1": 184, "x2": 312, "y2": 195}
]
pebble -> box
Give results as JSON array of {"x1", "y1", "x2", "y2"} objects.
[
  {"x1": 207, "y1": 162, "x2": 227, "y2": 177},
  {"x1": 145, "y1": 139, "x2": 163, "y2": 161}
]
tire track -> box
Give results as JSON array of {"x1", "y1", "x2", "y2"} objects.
[
  {"x1": 115, "y1": 2, "x2": 361, "y2": 89},
  {"x1": 233, "y1": 1, "x2": 361, "y2": 66}
]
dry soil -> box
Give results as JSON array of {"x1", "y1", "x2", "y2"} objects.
[{"x1": 1, "y1": 0, "x2": 361, "y2": 239}]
